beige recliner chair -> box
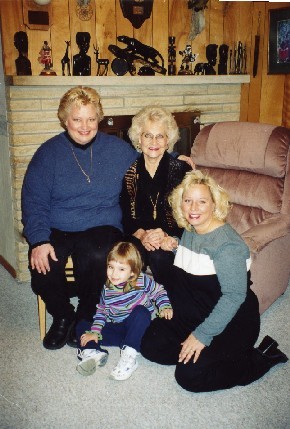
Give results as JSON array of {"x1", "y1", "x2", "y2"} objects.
[{"x1": 191, "y1": 121, "x2": 290, "y2": 314}]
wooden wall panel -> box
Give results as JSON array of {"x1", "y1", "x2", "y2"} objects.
[
  {"x1": 0, "y1": 0, "x2": 24, "y2": 76},
  {"x1": 246, "y1": 3, "x2": 266, "y2": 122},
  {"x1": 51, "y1": 0, "x2": 70, "y2": 77},
  {"x1": 95, "y1": 0, "x2": 116, "y2": 76},
  {"x1": 169, "y1": 0, "x2": 191, "y2": 73},
  {"x1": 208, "y1": 0, "x2": 224, "y2": 45},
  {"x1": 116, "y1": 0, "x2": 133, "y2": 40},
  {"x1": 190, "y1": 6, "x2": 209, "y2": 66},
  {"x1": 68, "y1": 0, "x2": 97, "y2": 76},
  {"x1": 282, "y1": 76, "x2": 290, "y2": 128},
  {"x1": 152, "y1": 0, "x2": 168, "y2": 74},
  {"x1": 133, "y1": 6, "x2": 152, "y2": 47},
  {"x1": 235, "y1": 2, "x2": 253, "y2": 121}
]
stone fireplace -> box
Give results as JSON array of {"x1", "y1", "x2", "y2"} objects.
[{"x1": 5, "y1": 74, "x2": 249, "y2": 280}]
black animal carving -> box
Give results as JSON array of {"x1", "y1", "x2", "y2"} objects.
[
  {"x1": 108, "y1": 35, "x2": 166, "y2": 75},
  {"x1": 61, "y1": 41, "x2": 71, "y2": 76},
  {"x1": 194, "y1": 63, "x2": 205, "y2": 75},
  {"x1": 194, "y1": 44, "x2": 218, "y2": 75}
]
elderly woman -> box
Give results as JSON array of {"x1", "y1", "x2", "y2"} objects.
[
  {"x1": 141, "y1": 170, "x2": 288, "y2": 392},
  {"x1": 22, "y1": 86, "x2": 138, "y2": 350},
  {"x1": 120, "y1": 106, "x2": 192, "y2": 283}
]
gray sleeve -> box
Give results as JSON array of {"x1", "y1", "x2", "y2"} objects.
[{"x1": 193, "y1": 241, "x2": 249, "y2": 346}]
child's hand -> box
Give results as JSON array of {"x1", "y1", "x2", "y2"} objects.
[
  {"x1": 80, "y1": 333, "x2": 99, "y2": 347},
  {"x1": 159, "y1": 308, "x2": 173, "y2": 319}
]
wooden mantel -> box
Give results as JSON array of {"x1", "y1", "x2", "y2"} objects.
[{"x1": 7, "y1": 75, "x2": 250, "y2": 87}]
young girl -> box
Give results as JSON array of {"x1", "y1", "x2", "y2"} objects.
[{"x1": 76, "y1": 241, "x2": 173, "y2": 380}]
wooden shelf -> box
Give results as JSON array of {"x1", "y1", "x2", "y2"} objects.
[{"x1": 6, "y1": 75, "x2": 251, "y2": 87}]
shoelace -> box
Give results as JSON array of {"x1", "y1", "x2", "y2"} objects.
[
  {"x1": 77, "y1": 348, "x2": 96, "y2": 360},
  {"x1": 116, "y1": 352, "x2": 134, "y2": 371}
]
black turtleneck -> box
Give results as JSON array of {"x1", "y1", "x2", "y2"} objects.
[{"x1": 65, "y1": 131, "x2": 96, "y2": 150}]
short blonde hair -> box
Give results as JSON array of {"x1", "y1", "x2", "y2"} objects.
[
  {"x1": 106, "y1": 242, "x2": 143, "y2": 292},
  {"x1": 169, "y1": 170, "x2": 231, "y2": 231},
  {"x1": 128, "y1": 105, "x2": 179, "y2": 152},
  {"x1": 57, "y1": 86, "x2": 104, "y2": 129}
]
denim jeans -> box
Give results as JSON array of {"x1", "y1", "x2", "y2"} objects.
[{"x1": 76, "y1": 305, "x2": 151, "y2": 352}]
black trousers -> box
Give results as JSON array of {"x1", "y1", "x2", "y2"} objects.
[
  {"x1": 126, "y1": 235, "x2": 175, "y2": 285},
  {"x1": 30, "y1": 226, "x2": 122, "y2": 322},
  {"x1": 140, "y1": 266, "x2": 276, "y2": 392}
]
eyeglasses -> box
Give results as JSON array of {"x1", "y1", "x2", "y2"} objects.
[{"x1": 142, "y1": 132, "x2": 167, "y2": 144}]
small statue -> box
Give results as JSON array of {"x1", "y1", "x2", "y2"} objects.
[
  {"x1": 38, "y1": 41, "x2": 56, "y2": 75},
  {"x1": 61, "y1": 41, "x2": 71, "y2": 76},
  {"x1": 14, "y1": 31, "x2": 32, "y2": 76},
  {"x1": 93, "y1": 45, "x2": 109, "y2": 76},
  {"x1": 229, "y1": 41, "x2": 247, "y2": 75},
  {"x1": 218, "y1": 44, "x2": 229, "y2": 75},
  {"x1": 168, "y1": 36, "x2": 177, "y2": 76},
  {"x1": 108, "y1": 35, "x2": 166, "y2": 76},
  {"x1": 204, "y1": 43, "x2": 218, "y2": 75},
  {"x1": 73, "y1": 32, "x2": 91, "y2": 76},
  {"x1": 178, "y1": 44, "x2": 198, "y2": 75}
]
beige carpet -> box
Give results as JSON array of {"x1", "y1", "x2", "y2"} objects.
[{"x1": 0, "y1": 264, "x2": 289, "y2": 429}]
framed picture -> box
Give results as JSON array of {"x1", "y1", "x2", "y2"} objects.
[{"x1": 268, "y1": 7, "x2": 290, "y2": 74}]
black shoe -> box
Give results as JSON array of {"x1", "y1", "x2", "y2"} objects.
[
  {"x1": 43, "y1": 317, "x2": 75, "y2": 350},
  {"x1": 257, "y1": 335, "x2": 278, "y2": 354},
  {"x1": 256, "y1": 335, "x2": 288, "y2": 365},
  {"x1": 66, "y1": 320, "x2": 78, "y2": 348}
]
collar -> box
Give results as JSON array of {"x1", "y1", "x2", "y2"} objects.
[{"x1": 65, "y1": 131, "x2": 96, "y2": 150}]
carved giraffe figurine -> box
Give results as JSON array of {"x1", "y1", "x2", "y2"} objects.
[{"x1": 61, "y1": 41, "x2": 71, "y2": 76}]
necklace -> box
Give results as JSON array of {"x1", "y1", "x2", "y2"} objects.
[
  {"x1": 70, "y1": 144, "x2": 93, "y2": 183},
  {"x1": 149, "y1": 192, "x2": 159, "y2": 220}
]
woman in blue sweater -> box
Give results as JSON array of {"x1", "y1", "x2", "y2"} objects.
[
  {"x1": 140, "y1": 170, "x2": 288, "y2": 392},
  {"x1": 21, "y1": 86, "x2": 137, "y2": 350}
]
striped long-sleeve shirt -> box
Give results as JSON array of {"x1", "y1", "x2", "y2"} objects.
[{"x1": 90, "y1": 273, "x2": 172, "y2": 336}]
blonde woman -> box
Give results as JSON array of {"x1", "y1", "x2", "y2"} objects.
[
  {"x1": 141, "y1": 170, "x2": 288, "y2": 392},
  {"x1": 120, "y1": 105, "x2": 192, "y2": 284}
]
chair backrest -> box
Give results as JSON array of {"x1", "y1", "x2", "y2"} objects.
[{"x1": 191, "y1": 121, "x2": 290, "y2": 236}]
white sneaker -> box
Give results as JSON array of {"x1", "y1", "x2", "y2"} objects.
[
  {"x1": 76, "y1": 348, "x2": 108, "y2": 376},
  {"x1": 110, "y1": 346, "x2": 139, "y2": 381}
]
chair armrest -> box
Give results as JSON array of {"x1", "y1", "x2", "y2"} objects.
[{"x1": 241, "y1": 214, "x2": 290, "y2": 253}]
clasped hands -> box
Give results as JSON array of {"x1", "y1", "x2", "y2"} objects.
[
  {"x1": 136, "y1": 228, "x2": 178, "y2": 252},
  {"x1": 137, "y1": 228, "x2": 167, "y2": 251}
]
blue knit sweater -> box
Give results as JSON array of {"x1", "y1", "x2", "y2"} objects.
[{"x1": 21, "y1": 131, "x2": 138, "y2": 246}]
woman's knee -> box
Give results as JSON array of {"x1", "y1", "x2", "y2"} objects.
[{"x1": 175, "y1": 362, "x2": 205, "y2": 393}]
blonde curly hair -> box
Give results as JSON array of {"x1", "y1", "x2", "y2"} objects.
[
  {"x1": 57, "y1": 86, "x2": 104, "y2": 130},
  {"x1": 169, "y1": 170, "x2": 231, "y2": 231},
  {"x1": 128, "y1": 105, "x2": 179, "y2": 152}
]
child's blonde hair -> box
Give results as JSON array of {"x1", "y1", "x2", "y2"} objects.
[{"x1": 106, "y1": 242, "x2": 143, "y2": 292}]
